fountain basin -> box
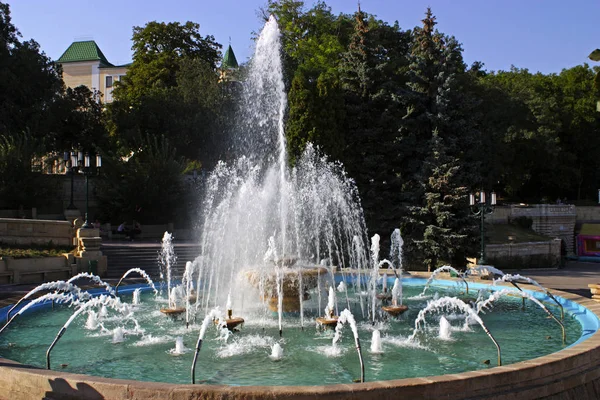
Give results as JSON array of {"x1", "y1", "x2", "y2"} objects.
[
  {"x1": 381, "y1": 304, "x2": 409, "y2": 317},
  {"x1": 245, "y1": 266, "x2": 328, "y2": 312},
  {"x1": 0, "y1": 281, "x2": 599, "y2": 399}
]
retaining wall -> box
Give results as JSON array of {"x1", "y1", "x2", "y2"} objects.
[
  {"x1": 486, "y1": 239, "x2": 562, "y2": 268},
  {"x1": 0, "y1": 218, "x2": 72, "y2": 247}
]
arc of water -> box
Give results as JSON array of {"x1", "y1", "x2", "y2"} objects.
[
  {"x1": 114, "y1": 268, "x2": 158, "y2": 296},
  {"x1": 0, "y1": 293, "x2": 76, "y2": 336},
  {"x1": 333, "y1": 309, "x2": 365, "y2": 383},
  {"x1": 46, "y1": 295, "x2": 133, "y2": 369},
  {"x1": 409, "y1": 296, "x2": 501, "y2": 366},
  {"x1": 68, "y1": 272, "x2": 115, "y2": 296},
  {"x1": 191, "y1": 308, "x2": 226, "y2": 384},
  {"x1": 378, "y1": 259, "x2": 399, "y2": 279},
  {"x1": 476, "y1": 288, "x2": 565, "y2": 343},
  {"x1": 5, "y1": 281, "x2": 90, "y2": 322},
  {"x1": 421, "y1": 266, "x2": 469, "y2": 296},
  {"x1": 494, "y1": 274, "x2": 564, "y2": 320}
]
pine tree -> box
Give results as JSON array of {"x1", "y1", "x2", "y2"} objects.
[
  {"x1": 399, "y1": 8, "x2": 480, "y2": 270},
  {"x1": 339, "y1": 6, "x2": 410, "y2": 238}
]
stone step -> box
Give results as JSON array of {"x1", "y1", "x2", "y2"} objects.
[{"x1": 101, "y1": 244, "x2": 200, "y2": 279}]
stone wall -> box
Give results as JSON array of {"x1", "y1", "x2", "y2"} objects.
[
  {"x1": 576, "y1": 206, "x2": 600, "y2": 223},
  {"x1": 486, "y1": 239, "x2": 562, "y2": 269},
  {"x1": 0, "y1": 218, "x2": 73, "y2": 247},
  {"x1": 510, "y1": 204, "x2": 576, "y2": 254},
  {"x1": 0, "y1": 255, "x2": 76, "y2": 284}
]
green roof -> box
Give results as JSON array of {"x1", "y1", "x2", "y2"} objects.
[
  {"x1": 222, "y1": 44, "x2": 238, "y2": 69},
  {"x1": 57, "y1": 40, "x2": 113, "y2": 65}
]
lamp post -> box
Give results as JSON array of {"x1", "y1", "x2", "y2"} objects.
[
  {"x1": 62, "y1": 151, "x2": 78, "y2": 210},
  {"x1": 469, "y1": 190, "x2": 496, "y2": 265},
  {"x1": 64, "y1": 150, "x2": 101, "y2": 229},
  {"x1": 81, "y1": 152, "x2": 101, "y2": 229}
]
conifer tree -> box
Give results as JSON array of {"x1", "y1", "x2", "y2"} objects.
[
  {"x1": 399, "y1": 8, "x2": 480, "y2": 270},
  {"x1": 340, "y1": 6, "x2": 410, "y2": 238}
]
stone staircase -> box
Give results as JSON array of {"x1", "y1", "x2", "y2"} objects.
[{"x1": 101, "y1": 243, "x2": 201, "y2": 280}]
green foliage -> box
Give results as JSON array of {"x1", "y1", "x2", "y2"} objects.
[
  {"x1": 0, "y1": 243, "x2": 75, "y2": 259},
  {"x1": 399, "y1": 8, "x2": 480, "y2": 270},
  {"x1": 339, "y1": 8, "x2": 410, "y2": 240},
  {"x1": 108, "y1": 21, "x2": 230, "y2": 166},
  {"x1": 94, "y1": 135, "x2": 186, "y2": 224},
  {"x1": 481, "y1": 64, "x2": 600, "y2": 202},
  {"x1": 51, "y1": 85, "x2": 110, "y2": 152},
  {"x1": 0, "y1": 2, "x2": 63, "y2": 143},
  {"x1": 116, "y1": 21, "x2": 221, "y2": 100},
  {"x1": 264, "y1": 0, "x2": 353, "y2": 163},
  {"x1": 0, "y1": 131, "x2": 60, "y2": 209}
]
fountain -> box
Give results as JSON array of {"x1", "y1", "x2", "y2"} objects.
[
  {"x1": 381, "y1": 277, "x2": 408, "y2": 317},
  {"x1": 316, "y1": 286, "x2": 339, "y2": 327},
  {"x1": 0, "y1": 15, "x2": 599, "y2": 400}
]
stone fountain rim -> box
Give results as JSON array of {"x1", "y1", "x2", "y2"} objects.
[{"x1": 1, "y1": 282, "x2": 599, "y2": 399}]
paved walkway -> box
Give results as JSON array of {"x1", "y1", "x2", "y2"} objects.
[{"x1": 508, "y1": 260, "x2": 600, "y2": 298}]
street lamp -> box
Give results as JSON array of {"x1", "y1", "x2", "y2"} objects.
[
  {"x1": 62, "y1": 151, "x2": 78, "y2": 210},
  {"x1": 469, "y1": 190, "x2": 496, "y2": 265},
  {"x1": 64, "y1": 150, "x2": 101, "y2": 229}
]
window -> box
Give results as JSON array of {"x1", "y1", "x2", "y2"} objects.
[{"x1": 106, "y1": 76, "x2": 113, "y2": 88}]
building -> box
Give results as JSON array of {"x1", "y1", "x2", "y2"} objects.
[
  {"x1": 57, "y1": 40, "x2": 129, "y2": 103},
  {"x1": 58, "y1": 40, "x2": 239, "y2": 103}
]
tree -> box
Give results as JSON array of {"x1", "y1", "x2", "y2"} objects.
[
  {"x1": 50, "y1": 85, "x2": 109, "y2": 153},
  {"x1": 95, "y1": 135, "x2": 186, "y2": 224},
  {"x1": 109, "y1": 20, "x2": 224, "y2": 163},
  {"x1": 0, "y1": 131, "x2": 60, "y2": 209},
  {"x1": 0, "y1": 2, "x2": 63, "y2": 143},
  {"x1": 339, "y1": 6, "x2": 411, "y2": 240},
  {"x1": 399, "y1": 8, "x2": 480, "y2": 270},
  {"x1": 262, "y1": 1, "x2": 353, "y2": 163}
]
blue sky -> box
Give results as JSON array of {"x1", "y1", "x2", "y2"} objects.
[{"x1": 5, "y1": 0, "x2": 600, "y2": 74}]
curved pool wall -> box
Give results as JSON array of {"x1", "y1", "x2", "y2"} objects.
[{"x1": 1, "y1": 279, "x2": 600, "y2": 399}]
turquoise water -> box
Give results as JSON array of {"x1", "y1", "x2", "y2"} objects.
[{"x1": 0, "y1": 283, "x2": 585, "y2": 386}]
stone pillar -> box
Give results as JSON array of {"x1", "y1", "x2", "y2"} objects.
[
  {"x1": 75, "y1": 228, "x2": 107, "y2": 277},
  {"x1": 64, "y1": 209, "x2": 81, "y2": 227}
]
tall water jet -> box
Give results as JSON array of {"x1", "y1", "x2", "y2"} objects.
[
  {"x1": 158, "y1": 232, "x2": 177, "y2": 309},
  {"x1": 370, "y1": 234, "x2": 381, "y2": 323},
  {"x1": 389, "y1": 229, "x2": 404, "y2": 273},
  {"x1": 195, "y1": 15, "x2": 368, "y2": 315}
]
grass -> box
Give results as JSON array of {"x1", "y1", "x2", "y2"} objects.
[
  {"x1": 0, "y1": 243, "x2": 76, "y2": 259},
  {"x1": 486, "y1": 223, "x2": 552, "y2": 244}
]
